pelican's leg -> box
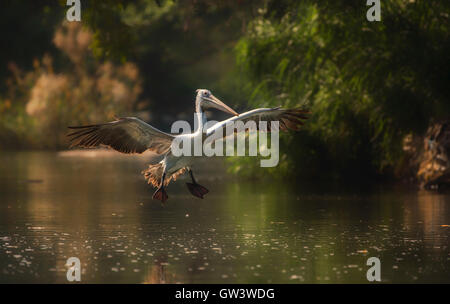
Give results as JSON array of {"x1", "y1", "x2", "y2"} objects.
[
  {"x1": 153, "y1": 172, "x2": 168, "y2": 203},
  {"x1": 186, "y1": 168, "x2": 209, "y2": 199}
]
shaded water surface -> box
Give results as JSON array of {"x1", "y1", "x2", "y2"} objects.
[{"x1": 0, "y1": 151, "x2": 448, "y2": 283}]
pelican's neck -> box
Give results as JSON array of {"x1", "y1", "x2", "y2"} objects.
[{"x1": 194, "y1": 97, "x2": 206, "y2": 133}]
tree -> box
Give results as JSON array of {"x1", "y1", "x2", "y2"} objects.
[{"x1": 230, "y1": 0, "x2": 450, "y2": 180}]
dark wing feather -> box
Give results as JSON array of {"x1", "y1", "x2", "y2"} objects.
[{"x1": 67, "y1": 117, "x2": 174, "y2": 154}]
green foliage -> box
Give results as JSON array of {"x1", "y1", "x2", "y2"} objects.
[
  {"x1": 69, "y1": 0, "x2": 258, "y2": 121},
  {"x1": 0, "y1": 22, "x2": 144, "y2": 149},
  {"x1": 0, "y1": 0, "x2": 256, "y2": 149},
  {"x1": 229, "y1": 0, "x2": 450, "y2": 180},
  {"x1": 82, "y1": 0, "x2": 137, "y2": 62}
]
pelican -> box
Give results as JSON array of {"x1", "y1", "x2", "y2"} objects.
[{"x1": 68, "y1": 89, "x2": 308, "y2": 202}]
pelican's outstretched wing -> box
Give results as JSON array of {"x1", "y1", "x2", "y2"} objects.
[
  {"x1": 205, "y1": 107, "x2": 309, "y2": 136},
  {"x1": 67, "y1": 117, "x2": 174, "y2": 154}
]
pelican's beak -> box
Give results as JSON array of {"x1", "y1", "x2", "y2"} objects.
[{"x1": 206, "y1": 95, "x2": 239, "y2": 116}]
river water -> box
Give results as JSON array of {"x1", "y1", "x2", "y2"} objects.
[{"x1": 0, "y1": 151, "x2": 448, "y2": 283}]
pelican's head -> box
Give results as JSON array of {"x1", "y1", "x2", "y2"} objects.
[{"x1": 196, "y1": 89, "x2": 238, "y2": 116}]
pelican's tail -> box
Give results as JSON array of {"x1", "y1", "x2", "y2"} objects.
[
  {"x1": 142, "y1": 163, "x2": 186, "y2": 188},
  {"x1": 143, "y1": 163, "x2": 164, "y2": 187}
]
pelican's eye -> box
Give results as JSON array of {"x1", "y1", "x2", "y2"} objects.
[{"x1": 203, "y1": 91, "x2": 208, "y2": 96}]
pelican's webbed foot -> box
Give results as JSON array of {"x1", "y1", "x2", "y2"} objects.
[
  {"x1": 153, "y1": 172, "x2": 168, "y2": 203},
  {"x1": 186, "y1": 168, "x2": 209, "y2": 199},
  {"x1": 186, "y1": 182, "x2": 209, "y2": 199},
  {"x1": 153, "y1": 187, "x2": 168, "y2": 203}
]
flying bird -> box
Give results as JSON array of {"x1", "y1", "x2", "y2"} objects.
[{"x1": 67, "y1": 89, "x2": 309, "y2": 202}]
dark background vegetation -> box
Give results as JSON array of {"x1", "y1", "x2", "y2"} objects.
[{"x1": 0, "y1": 0, "x2": 448, "y2": 181}]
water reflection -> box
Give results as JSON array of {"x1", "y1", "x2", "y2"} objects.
[{"x1": 0, "y1": 151, "x2": 448, "y2": 283}]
